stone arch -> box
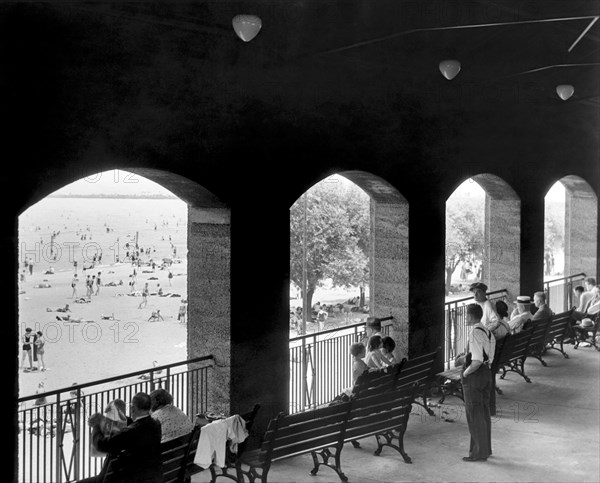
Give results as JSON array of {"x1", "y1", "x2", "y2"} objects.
[
  {"x1": 449, "y1": 174, "x2": 521, "y2": 301},
  {"x1": 293, "y1": 170, "x2": 409, "y2": 359},
  {"x1": 554, "y1": 175, "x2": 597, "y2": 278},
  {"x1": 18, "y1": 167, "x2": 232, "y2": 413}
]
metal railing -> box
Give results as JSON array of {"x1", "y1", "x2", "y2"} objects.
[
  {"x1": 544, "y1": 273, "x2": 586, "y2": 314},
  {"x1": 289, "y1": 317, "x2": 391, "y2": 414},
  {"x1": 444, "y1": 290, "x2": 509, "y2": 369},
  {"x1": 17, "y1": 355, "x2": 214, "y2": 483}
]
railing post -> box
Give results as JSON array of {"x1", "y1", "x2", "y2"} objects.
[
  {"x1": 73, "y1": 390, "x2": 81, "y2": 482},
  {"x1": 451, "y1": 303, "x2": 457, "y2": 364},
  {"x1": 566, "y1": 279, "x2": 573, "y2": 312},
  {"x1": 56, "y1": 395, "x2": 63, "y2": 483},
  {"x1": 301, "y1": 337, "x2": 307, "y2": 411}
]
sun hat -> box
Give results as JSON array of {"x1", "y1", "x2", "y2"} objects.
[{"x1": 514, "y1": 295, "x2": 531, "y2": 304}]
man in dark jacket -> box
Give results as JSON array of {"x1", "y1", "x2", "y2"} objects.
[
  {"x1": 78, "y1": 392, "x2": 163, "y2": 483},
  {"x1": 532, "y1": 291, "x2": 553, "y2": 321}
]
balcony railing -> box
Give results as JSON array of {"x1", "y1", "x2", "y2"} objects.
[
  {"x1": 544, "y1": 273, "x2": 586, "y2": 314},
  {"x1": 443, "y1": 290, "x2": 509, "y2": 369},
  {"x1": 289, "y1": 317, "x2": 392, "y2": 414},
  {"x1": 17, "y1": 355, "x2": 214, "y2": 483}
]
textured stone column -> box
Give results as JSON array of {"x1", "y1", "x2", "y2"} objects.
[
  {"x1": 483, "y1": 196, "x2": 521, "y2": 301},
  {"x1": 564, "y1": 190, "x2": 598, "y2": 278},
  {"x1": 187, "y1": 207, "x2": 230, "y2": 415},
  {"x1": 370, "y1": 200, "x2": 409, "y2": 361}
]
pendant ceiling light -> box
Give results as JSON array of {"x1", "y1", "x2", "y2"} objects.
[
  {"x1": 232, "y1": 14, "x2": 262, "y2": 42},
  {"x1": 439, "y1": 60, "x2": 461, "y2": 80},
  {"x1": 556, "y1": 84, "x2": 574, "y2": 101}
]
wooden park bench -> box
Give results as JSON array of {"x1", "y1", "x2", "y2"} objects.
[
  {"x1": 573, "y1": 312, "x2": 600, "y2": 351},
  {"x1": 233, "y1": 350, "x2": 437, "y2": 483},
  {"x1": 101, "y1": 422, "x2": 202, "y2": 483},
  {"x1": 492, "y1": 325, "x2": 534, "y2": 383},
  {"x1": 208, "y1": 403, "x2": 262, "y2": 482},
  {"x1": 235, "y1": 399, "x2": 352, "y2": 482},
  {"x1": 542, "y1": 309, "x2": 574, "y2": 359},
  {"x1": 523, "y1": 315, "x2": 553, "y2": 366},
  {"x1": 392, "y1": 348, "x2": 441, "y2": 416}
]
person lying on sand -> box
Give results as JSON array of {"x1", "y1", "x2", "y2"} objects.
[{"x1": 100, "y1": 314, "x2": 120, "y2": 321}]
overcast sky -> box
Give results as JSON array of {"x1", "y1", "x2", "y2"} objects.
[{"x1": 53, "y1": 170, "x2": 176, "y2": 196}]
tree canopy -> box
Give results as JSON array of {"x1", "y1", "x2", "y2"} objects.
[
  {"x1": 290, "y1": 177, "x2": 370, "y2": 310},
  {"x1": 445, "y1": 195, "x2": 484, "y2": 295}
]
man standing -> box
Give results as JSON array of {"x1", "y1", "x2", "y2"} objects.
[
  {"x1": 469, "y1": 282, "x2": 500, "y2": 415},
  {"x1": 77, "y1": 392, "x2": 162, "y2": 483},
  {"x1": 469, "y1": 282, "x2": 499, "y2": 329},
  {"x1": 455, "y1": 304, "x2": 495, "y2": 462}
]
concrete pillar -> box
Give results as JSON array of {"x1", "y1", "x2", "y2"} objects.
[
  {"x1": 187, "y1": 207, "x2": 231, "y2": 415},
  {"x1": 483, "y1": 195, "x2": 521, "y2": 302},
  {"x1": 370, "y1": 200, "x2": 409, "y2": 361},
  {"x1": 564, "y1": 190, "x2": 597, "y2": 278}
]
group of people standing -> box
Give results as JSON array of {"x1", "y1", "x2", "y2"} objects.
[
  {"x1": 20, "y1": 327, "x2": 46, "y2": 372},
  {"x1": 453, "y1": 280, "x2": 572, "y2": 463}
]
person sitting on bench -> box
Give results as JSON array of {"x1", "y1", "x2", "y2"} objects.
[{"x1": 77, "y1": 392, "x2": 162, "y2": 483}]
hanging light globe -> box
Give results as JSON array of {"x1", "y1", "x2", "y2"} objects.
[
  {"x1": 232, "y1": 15, "x2": 262, "y2": 42},
  {"x1": 556, "y1": 84, "x2": 574, "y2": 101},
  {"x1": 439, "y1": 60, "x2": 461, "y2": 80}
]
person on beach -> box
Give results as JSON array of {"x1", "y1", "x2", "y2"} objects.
[
  {"x1": 35, "y1": 331, "x2": 46, "y2": 371},
  {"x1": 178, "y1": 300, "x2": 187, "y2": 324},
  {"x1": 95, "y1": 272, "x2": 102, "y2": 296},
  {"x1": 71, "y1": 275, "x2": 78, "y2": 299},
  {"x1": 21, "y1": 328, "x2": 35, "y2": 371},
  {"x1": 168, "y1": 270, "x2": 173, "y2": 286},
  {"x1": 139, "y1": 283, "x2": 149, "y2": 309}
]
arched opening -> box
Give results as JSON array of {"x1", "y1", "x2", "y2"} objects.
[
  {"x1": 544, "y1": 176, "x2": 597, "y2": 313},
  {"x1": 560, "y1": 176, "x2": 597, "y2": 278},
  {"x1": 444, "y1": 174, "x2": 520, "y2": 367},
  {"x1": 544, "y1": 182, "x2": 566, "y2": 278},
  {"x1": 16, "y1": 168, "x2": 230, "y2": 482},
  {"x1": 289, "y1": 171, "x2": 408, "y2": 411},
  {"x1": 17, "y1": 169, "x2": 189, "y2": 396}
]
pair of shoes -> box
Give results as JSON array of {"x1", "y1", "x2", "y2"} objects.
[{"x1": 462, "y1": 456, "x2": 487, "y2": 462}]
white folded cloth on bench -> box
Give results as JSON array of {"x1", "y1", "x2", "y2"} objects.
[{"x1": 194, "y1": 415, "x2": 248, "y2": 469}]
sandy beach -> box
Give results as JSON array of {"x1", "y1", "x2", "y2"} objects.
[{"x1": 18, "y1": 197, "x2": 189, "y2": 399}]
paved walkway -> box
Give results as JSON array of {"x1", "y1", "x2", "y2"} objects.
[{"x1": 192, "y1": 342, "x2": 599, "y2": 483}]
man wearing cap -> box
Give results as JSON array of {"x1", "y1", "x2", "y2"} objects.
[
  {"x1": 508, "y1": 296, "x2": 533, "y2": 333},
  {"x1": 469, "y1": 282, "x2": 501, "y2": 416},
  {"x1": 364, "y1": 316, "x2": 383, "y2": 339},
  {"x1": 469, "y1": 282, "x2": 500, "y2": 330},
  {"x1": 454, "y1": 304, "x2": 495, "y2": 462}
]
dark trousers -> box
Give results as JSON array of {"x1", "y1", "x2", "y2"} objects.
[
  {"x1": 462, "y1": 364, "x2": 492, "y2": 459},
  {"x1": 489, "y1": 373, "x2": 497, "y2": 416}
]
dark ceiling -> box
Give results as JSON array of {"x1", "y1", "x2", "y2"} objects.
[
  {"x1": 1, "y1": 1, "x2": 599, "y2": 206},
  {"x1": 59, "y1": 0, "x2": 600, "y2": 108}
]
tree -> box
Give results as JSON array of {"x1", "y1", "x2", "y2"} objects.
[
  {"x1": 544, "y1": 199, "x2": 565, "y2": 276},
  {"x1": 290, "y1": 178, "x2": 370, "y2": 316},
  {"x1": 445, "y1": 198, "x2": 484, "y2": 295}
]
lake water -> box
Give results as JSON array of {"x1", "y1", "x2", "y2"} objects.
[{"x1": 18, "y1": 197, "x2": 188, "y2": 273}]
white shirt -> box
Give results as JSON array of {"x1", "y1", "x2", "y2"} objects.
[
  {"x1": 478, "y1": 300, "x2": 499, "y2": 328},
  {"x1": 469, "y1": 323, "x2": 496, "y2": 365}
]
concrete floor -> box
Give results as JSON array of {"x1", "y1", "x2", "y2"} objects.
[{"x1": 192, "y1": 343, "x2": 600, "y2": 483}]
